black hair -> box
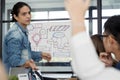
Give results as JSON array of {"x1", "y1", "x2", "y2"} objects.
[
  {"x1": 104, "y1": 15, "x2": 120, "y2": 45},
  {"x1": 11, "y1": 2, "x2": 31, "y2": 22}
]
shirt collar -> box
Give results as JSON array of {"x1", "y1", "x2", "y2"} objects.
[{"x1": 15, "y1": 22, "x2": 28, "y2": 34}]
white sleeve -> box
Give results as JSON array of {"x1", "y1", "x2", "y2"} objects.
[{"x1": 71, "y1": 32, "x2": 120, "y2": 80}]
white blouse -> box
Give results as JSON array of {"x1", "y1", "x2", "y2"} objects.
[{"x1": 71, "y1": 32, "x2": 120, "y2": 80}]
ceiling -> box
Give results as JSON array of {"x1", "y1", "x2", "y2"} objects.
[{"x1": 5, "y1": 0, "x2": 120, "y2": 9}]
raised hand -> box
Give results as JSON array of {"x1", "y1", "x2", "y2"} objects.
[
  {"x1": 64, "y1": 0, "x2": 90, "y2": 35},
  {"x1": 64, "y1": 0, "x2": 90, "y2": 21}
]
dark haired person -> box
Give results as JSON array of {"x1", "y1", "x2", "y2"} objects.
[
  {"x1": 3, "y1": 2, "x2": 51, "y2": 73},
  {"x1": 91, "y1": 34, "x2": 105, "y2": 56},
  {"x1": 64, "y1": 0, "x2": 120, "y2": 80},
  {"x1": 102, "y1": 15, "x2": 120, "y2": 70},
  {"x1": 91, "y1": 34, "x2": 113, "y2": 67}
]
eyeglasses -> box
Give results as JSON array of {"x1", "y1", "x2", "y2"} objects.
[
  {"x1": 97, "y1": 34, "x2": 109, "y2": 39},
  {"x1": 98, "y1": 34, "x2": 108, "y2": 37}
]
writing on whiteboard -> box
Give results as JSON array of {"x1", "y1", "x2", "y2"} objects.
[{"x1": 27, "y1": 22, "x2": 71, "y2": 58}]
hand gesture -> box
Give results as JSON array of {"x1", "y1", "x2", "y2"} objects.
[
  {"x1": 42, "y1": 52, "x2": 51, "y2": 62},
  {"x1": 23, "y1": 59, "x2": 38, "y2": 70},
  {"x1": 99, "y1": 52, "x2": 113, "y2": 67},
  {"x1": 64, "y1": 0, "x2": 90, "y2": 35},
  {"x1": 64, "y1": 0, "x2": 90, "y2": 21}
]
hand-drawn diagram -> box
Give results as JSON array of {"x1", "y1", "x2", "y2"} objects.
[{"x1": 27, "y1": 22, "x2": 71, "y2": 58}]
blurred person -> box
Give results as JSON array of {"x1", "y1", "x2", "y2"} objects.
[
  {"x1": 102, "y1": 15, "x2": 120, "y2": 70},
  {"x1": 91, "y1": 34, "x2": 106, "y2": 56},
  {"x1": 91, "y1": 34, "x2": 113, "y2": 67},
  {"x1": 64, "y1": 0, "x2": 120, "y2": 80},
  {"x1": 3, "y1": 2, "x2": 51, "y2": 73},
  {"x1": 0, "y1": 61, "x2": 8, "y2": 80}
]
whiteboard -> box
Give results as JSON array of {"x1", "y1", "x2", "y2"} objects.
[{"x1": 27, "y1": 22, "x2": 72, "y2": 61}]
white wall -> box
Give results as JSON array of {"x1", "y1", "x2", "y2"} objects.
[
  {"x1": 5, "y1": 0, "x2": 120, "y2": 20},
  {"x1": 5, "y1": 0, "x2": 65, "y2": 20},
  {"x1": 4, "y1": 0, "x2": 65, "y2": 36}
]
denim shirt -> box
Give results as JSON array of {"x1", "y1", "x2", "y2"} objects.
[
  {"x1": 114, "y1": 62, "x2": 120, "y2": 70},
  {"x1": 3, "y1": 22, "x2": 42, "y2": 73}
]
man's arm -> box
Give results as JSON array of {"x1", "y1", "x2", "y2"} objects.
[
  {"x1": 7, "y1": 38, "x2": 38, "y2": 70},
  {"x1": 64, "y1": 0, "x2": 89, "y2": 35}
]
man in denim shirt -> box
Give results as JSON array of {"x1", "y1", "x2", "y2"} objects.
[{"x1": 3, "y1": 2, "x2": 51, "y2": 73}]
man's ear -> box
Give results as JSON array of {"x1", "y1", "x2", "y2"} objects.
[
  {"x1": 13, "y1": 14, "x2": 18, "y2": 21},
  {"x1": 109, "y1": 35, "x2": 116, "y2": 45}
]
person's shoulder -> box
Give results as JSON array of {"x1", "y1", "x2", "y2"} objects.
[
  {"x1": 5, "y1": 24, "x2": 23, "y2": 41},
  {"x1": 8, "y1": 23, "x2": 19, "y2": 32},
  {"x1": 115, "y1": 62, "x2": 120, "y2": 70}
]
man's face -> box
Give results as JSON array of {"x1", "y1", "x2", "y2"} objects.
[
  {"x1": 14, "y1": 6, "x2": 31, "y2": 28},
  {"x1": 102, "y1": 32, "x2": 111, "y2": 53}
]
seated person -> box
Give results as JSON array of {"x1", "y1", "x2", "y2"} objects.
[
  {"x1": 91, "y1": 34, "x2": 113, "y2": 67},
  {"x1": 64, "y1": 0, "x2": 120, "y2": 80}
]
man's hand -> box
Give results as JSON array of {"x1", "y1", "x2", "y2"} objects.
[
  {"x1": 99, "y1": 52, "x2": 113, "y2": 67},
  {"x1": 64, "y1": 0, "x2": 90, "y2": 35},
  {"x1": 42, "y1": 52, "x2": 51, "y2": 62},
  {"x1": 64, "y1": 0, "x2": 90, "y2": 22},
  {"x1": 23, "y1": 59, "x2": 38, "y2": 70}
]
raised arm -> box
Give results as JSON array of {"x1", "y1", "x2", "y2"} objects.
[
  {"x1": 64, "y1": 0, "x2": 90, "y2": 35},
  {"x1": 64, "y1": 0, "x2": 120, "y2": 80}
]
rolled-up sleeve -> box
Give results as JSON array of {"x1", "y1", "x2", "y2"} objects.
[
  {"x1": 7, "y1": 38, "x2": 26, "y2": 67},
  {"x1": 31, "y1": 50, "x2": 42, "y2": 62}
]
